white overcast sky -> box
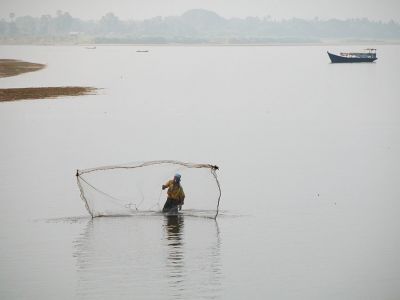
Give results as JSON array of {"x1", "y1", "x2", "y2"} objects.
[{"x1": 1, "y1": 0, "x2": 400, "y2": 21}]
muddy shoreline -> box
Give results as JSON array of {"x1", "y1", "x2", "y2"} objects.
[
  {"x1": 0, "y1": 59, "x2": 46, "y2": 78},
  {"x1": 0, "y1": 87, "x2": 98, "y2": 102},
  {"x1": 0, "y1": 59, "x2": 98, "y2": 102}
]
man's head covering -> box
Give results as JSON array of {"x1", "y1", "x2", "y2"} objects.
[{"x1": 174, "y1": 173, "x2": 181, "y2": 182}]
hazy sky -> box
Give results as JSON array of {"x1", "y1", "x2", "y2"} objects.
[{"x1": 1, "y1": 0, "x2": 400, "y2": 21}]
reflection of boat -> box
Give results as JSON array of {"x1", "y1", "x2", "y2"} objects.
[
  {"x1": 327, "y1": 49, "x2": 377, "y2": 63},
  {"x1": 136, "y1": 50, "x2": 149, "y2": 53}
]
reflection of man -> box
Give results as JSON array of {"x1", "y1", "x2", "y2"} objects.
[
  {"x1": 165, "y1": 215, "x2": 184, "y2": 238},
  {"x1": 164, "y1": 214, "x2": 184, "y2": 296},
  {"x1": 162, "y1": 174, "x2": 185, "y2": 213}
]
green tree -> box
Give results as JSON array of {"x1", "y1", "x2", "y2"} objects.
[
  {"x1": 99, "y1": 12, "x2": 121, "y2": 33},
  {"x1": 54, "y1": 10, "x2": 73, "y2": 34}
]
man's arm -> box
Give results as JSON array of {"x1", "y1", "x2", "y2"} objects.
[
  {"x1": 180, "y1": 189, "x2": 185, "y2": 203},
  {"x1": 162, "y1": 180, "x2": 172, "y2": 190},
  {"x1": 178, "y1": 189, "x2": 185, "y2": 211}
]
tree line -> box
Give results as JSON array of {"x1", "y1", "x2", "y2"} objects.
[{"x1": 1, "y1": 9, "x2": 399, "y2": 44}]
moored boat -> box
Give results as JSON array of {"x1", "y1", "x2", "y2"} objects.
[{"x1": 328, "y1": 49, "x2": 377, "y2": 63}]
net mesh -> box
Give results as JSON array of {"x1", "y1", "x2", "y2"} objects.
[{"x1": 76, "y1": 160, "x2": 221, "y2": 218}]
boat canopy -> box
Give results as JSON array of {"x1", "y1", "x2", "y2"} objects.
[{"x1": 339, "y1": 49, "x2": 376, "y2": 58}]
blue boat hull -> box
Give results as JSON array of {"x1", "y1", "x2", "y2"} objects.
[{"x1": 327, "y1": 51, "x2": 377, "y2": 63}]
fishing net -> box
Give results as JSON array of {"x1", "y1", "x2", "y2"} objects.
[{"x1": 76, "y1": 160, "x2": 221, "y2": 218}]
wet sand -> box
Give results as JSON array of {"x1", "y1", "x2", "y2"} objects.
[
  {"x1": 0, "y1": 87, "x2": 97, "y2": 102},
  {"x1": 0, "y1": 59, "x2": 46, "y2": 78}
]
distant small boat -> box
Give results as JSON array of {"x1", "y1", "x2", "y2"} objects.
[
  {"x1": 327, "y1": 49, "x2": 377, "y2": 63},
  {"x1": 136, "y1": 50, "x2": 149, "y2": 53},
  {"x1": 85, "y1": 46, "x2": 96, "y2": 50}
]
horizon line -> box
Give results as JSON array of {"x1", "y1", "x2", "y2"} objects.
[{"x1": 1, "y1": 8, "x2": 400, "y2": 24}]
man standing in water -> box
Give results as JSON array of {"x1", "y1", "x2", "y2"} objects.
[{"x1": 162, "y1": 174, "x2": 185, "y2": 212}]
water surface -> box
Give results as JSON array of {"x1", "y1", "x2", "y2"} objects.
[{"x1": 0, "y1": 45, "x2": 400, "y2": 299}]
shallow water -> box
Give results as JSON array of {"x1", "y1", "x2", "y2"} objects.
[{"x1": 0, "y1": 45, "x2": 400, "y2": 299}]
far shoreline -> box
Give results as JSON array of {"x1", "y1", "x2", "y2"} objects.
[{"x1": 1, "y1": 39, "x2": 400, "y2": 47}]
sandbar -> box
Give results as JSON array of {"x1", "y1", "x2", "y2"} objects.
[
  {"x1": 0, "y1": 59, "x2": 46, "y2": 78},
  {"x1": 0, "y1": 59, "x2": 98, "y2": 102},
  {"x1": 0, "y1": 87, "x2": 97, "y2": 102}
]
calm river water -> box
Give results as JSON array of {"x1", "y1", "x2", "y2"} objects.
[{"x1": 0, "y1": 45, "x2": 400, "y2": 299}]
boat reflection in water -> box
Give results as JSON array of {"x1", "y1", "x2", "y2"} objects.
[{"x1": 327, "y1": 48, "x2": 377, "y2": 63}]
